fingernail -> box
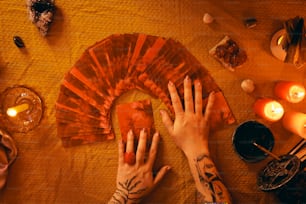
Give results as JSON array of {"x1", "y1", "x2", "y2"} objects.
[
  {"x1": 195, "y1": 80, "x2": 201, "y2": 87},
  {"x1": 185, "y1": 75, "x2": 190, "y2": 81},
  {"x1": 168, "y1": 81, "x2": 174, "y2": 86},
  {"x1": 210, "y1": 91, "x2": 216, "y2": 99},
  {"x1": 159, "y1": 109, "x2": 164, "y2": 115},
  {"x1": 128, "y1": 129, "x2": 133, "y2": 135},
  {"x1": 166, "y1": 166, "x2": 172, "y2": 171}
]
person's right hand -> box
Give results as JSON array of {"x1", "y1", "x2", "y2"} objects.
[
  {"x1": 108, "y1": 129, "x2": 170, "y2": 204},
  {"x1": 160, "y1": 76, "x2": 215, "y2": 158}
]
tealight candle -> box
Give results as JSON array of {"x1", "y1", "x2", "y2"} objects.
[
  {"x1": 6, "y1": 103, "x2": 29, "y2": 117},
  {"x1": 274, "y1": 81, "x2": 305, "y2": 103},
  {"x1": 282, "y1": 111, "x2": 306, "y2": 139},
  {"x1": 253, "y1": 98, "x2": 284, "y2": 122}
]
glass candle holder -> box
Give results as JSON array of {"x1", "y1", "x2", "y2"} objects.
[{"x1": 0, "y1": 86, "x2": 43, "y2": 133}]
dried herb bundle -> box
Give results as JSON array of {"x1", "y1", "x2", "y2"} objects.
[{"x1": 283, "y1": 16, "x2": 305, "y2": 67}]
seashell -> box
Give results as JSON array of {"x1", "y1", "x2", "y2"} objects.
[
  {"x1": 27, "y1": 0, "x2": 56, "y2": 36},
  {"x1": 56, "y1": 33, "x2": 236, "y2": 147}
]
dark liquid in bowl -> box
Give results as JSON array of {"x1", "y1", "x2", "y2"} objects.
[{"x1": 233, "y1": 121, "x2": 274, "y2": 162}]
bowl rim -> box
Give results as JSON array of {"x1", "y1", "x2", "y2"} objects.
[{"x1": 232, "y1": 120, "x2": 275, "y2": 163}]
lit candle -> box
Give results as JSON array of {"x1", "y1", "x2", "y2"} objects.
[
  {"x1": 270, "y1": 29, "x2": 287, "y2": 61},
  {"x1": 253, "y1": 98, "x2": 284, "y2": 122},
  {"x1": 6, "y1": 103, "x2": 29, "y2": 117},
  {"x1": 274, "y1": 81, "x2": 305, "y2": 103},
  {"x1": 282, "y1": 111, "x2": 306, "y2": 139}
]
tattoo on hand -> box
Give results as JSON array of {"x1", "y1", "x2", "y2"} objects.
[
  {"x1": 111, "y1": 176, "x2": 147, "y2": 204},
  {"x1": 195, "y1": 154, "x2": 227, "y2": 202}
]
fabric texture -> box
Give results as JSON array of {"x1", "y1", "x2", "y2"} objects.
[{"x1": 0, "y1": 0, "x2": 305, "y2": 203}]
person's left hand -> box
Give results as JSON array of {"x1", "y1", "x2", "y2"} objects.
[{"x1": 108, "y1": 129, "x2": 171, "y2": 204}]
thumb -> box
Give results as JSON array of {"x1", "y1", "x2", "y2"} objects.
[{"x1": 153, "y1": 165, "x2": 171, "y2": 186}]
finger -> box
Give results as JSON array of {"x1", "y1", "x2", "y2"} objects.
[
  {"x1": 136, "y1": 129, "x2": 147, "y2": 165},
  {"x1": 118, "y1": 139, "x2": 124, "y2": 165},
  {"x1": 194, "y1": 80, "x2": 202, "y2": 116},
  {"x1": 147, "y1": 132, "x2": 160, "y2": 168},
  {"x1": 204, "y1": 91, "x2": 215, "y2": 122},
  {"x1": 153, "y1": 165, "x2": 171, "y2": 186},
  {"x1": 126, "y1": 130, "x2": 134, "y2": 153},
  {"x1": 160, "y1": 109, "x2": 173, "y2": 135},
  {"x1": 168, "y1": 81, "x2": 183, "y2": 114},
  {"x1": 184, "y1": 75, "x2": 194, "y2": 113}
]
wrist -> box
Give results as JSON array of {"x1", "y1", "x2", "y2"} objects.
[
  {"x1": 184, "y1": 145, "x2": 210, "y2": 160},
  {"x1": 183, "y1": 142, "x2": 209, "y2": 159},
  {"x1": 109, "y1": 189, "x2": 127, "y2": 204},
  {"x1": 109, "y1": 187, "x2": 141, "y2": 204},
  {"x1": 108, "y1": 186, "x2": 139, "y2": 204}
]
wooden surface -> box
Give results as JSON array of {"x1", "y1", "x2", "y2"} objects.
[{"x1": 0, "y1": 0, "x2": 305, "y2": 203}]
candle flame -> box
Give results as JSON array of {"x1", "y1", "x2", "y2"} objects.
[
  {"x1": 7, "y1": 109, "x2": 18, "y2": 117},
  {"x1": 289, "y1": 85, "x2": 305, "y2": 102},
  {"x1": 277, "y1": 35, "x2": 284, "y2": 46},
  {"x1": 271, "y1": 103, "x2": 283, "y2": 114},
  {"x1": 293, "y1": 91, "x2": 305, "y2": 98}
]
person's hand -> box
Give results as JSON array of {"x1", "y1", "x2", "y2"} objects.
[
  {"x1": 108, "y1": 129, "x2": 171, "y2": 204},
  {"x1": 160, "y1": 76, "x2": 215, "y2": 158},
  {"x1": 160, "y1": 76, "x2": 232, "y2": 203}
]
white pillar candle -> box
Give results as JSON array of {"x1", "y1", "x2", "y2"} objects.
[
  {"x1": 253, "y1": 98, "x2": 284, "y2": 122},
  {"x1": 274, "y1": 81, "x2": 305, "y2": 103},
  {"x1": 282, "y1": 111, "x2": 306, "y2": 139}
]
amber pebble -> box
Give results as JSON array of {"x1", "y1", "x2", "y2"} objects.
[
  {"x1": 244, "y1": 18, "x2": 257, "y2": 28},
  {"x1": 13, "y1": 36, "x2": 25, "y2": 48},
  {"x1": 203, "y1": 13, "x2": 214, "y2": 24}
]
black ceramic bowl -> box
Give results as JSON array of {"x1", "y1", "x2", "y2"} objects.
[{"x1": 232, "y1": 121, "x2": 275, "y2": 163}]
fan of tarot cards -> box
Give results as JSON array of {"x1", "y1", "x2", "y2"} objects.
[{"x1": 55, "y1": 33, "x2": 235, "y2": 147}]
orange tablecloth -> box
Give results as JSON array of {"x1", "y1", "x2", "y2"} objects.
[{"x1": 0, "y1": 0, "x2": 305, "y2": 203}]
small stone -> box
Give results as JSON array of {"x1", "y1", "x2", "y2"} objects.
[
  {"x1": 244, "y1": 18, "x2": 257, "y2": 28},
  {"x1": 241, "y1": 79, "x2": 255, "y2": 93},
  {"x1": 203, "y1": 13, "x2": 214, "y2": 24},
  {"x1": 13, "y1": 36, "x2": 25, "y2": 48}
]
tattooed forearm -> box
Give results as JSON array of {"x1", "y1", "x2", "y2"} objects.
[
  {"x1": 194, "y1": 154, "x2": 231, "y2": 203},
  {"x1": 108, "y1": 176, "x2": 147, "y2": 204}
]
